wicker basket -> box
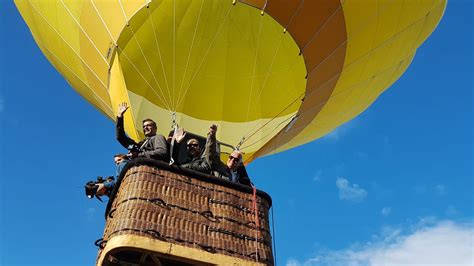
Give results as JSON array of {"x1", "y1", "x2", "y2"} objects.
[{"x1": 96, "y1": 159, "x2": 273, "y2": 265}]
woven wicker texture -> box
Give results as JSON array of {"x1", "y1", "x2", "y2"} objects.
[{"x1": 100, "y1": 165, "x2": 273, "y2": 264}]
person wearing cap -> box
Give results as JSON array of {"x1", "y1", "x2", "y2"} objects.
[
  {"x1": 116, "y1": 102, "x2": 169, "y2": 161},
  {"x1": 204, "y1": 124, "x2": 251, "y2": 186}
]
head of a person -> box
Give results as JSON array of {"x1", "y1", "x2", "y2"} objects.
[
  {"x1": 142, "y1": 119, "x2": 157, "y2": 137},
  {"x1": 186, "y1": 138, "x2": 200, "y2": 158},
  {"x1": 227, "y1": 150, "x2": 243, "y2": 170},
  {"x1": 114, "y1": 154, "x2": 127, "y2": 165}
]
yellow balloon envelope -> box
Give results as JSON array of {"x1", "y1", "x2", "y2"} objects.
[{"x1": 15, "y1": 0, "x2": 446, "y2": 163}]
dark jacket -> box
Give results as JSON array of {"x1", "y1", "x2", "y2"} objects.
[
  {"x1": 181, "y1": 156, "x2": 211, "y2": 174},
  {"x1": 203, "y1": 132, "x2": 251, "y2": 186},
  {"x1": 116, "y1": 116, "x2": 169, "y2": 161},
  {"x1": 171, "y1": 141, "x2": 211, "y2": 174}
]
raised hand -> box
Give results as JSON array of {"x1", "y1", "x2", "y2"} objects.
[
  {"x1": 174, "y1": 127, "x2": 187, "y2": 143},
  {"x1": 117, "y1": 102, "x2": 129, "y2": 118},
  {"x1": 209, "y1": 124, "x2": 217, "y2": 136}
]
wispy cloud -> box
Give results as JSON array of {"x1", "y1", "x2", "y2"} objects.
[
  {"x1": 322, "y1": 118, "x2": 358, "y2": 141},
  {"x1": 336, "y1": 177, "x2": 367, "y2": 202},
  {"x1": 85, "y1": 207, "x2": 96, "y2": 222},
  {"x1": 285, "y1": 220, "x2": 474, "y2": 266},
  {"x1": 381, "y1": 207, "x2": 391, "y2": 217},
  {"x1": 413, "y1": 184, "x2": 448, "y2": 196}
]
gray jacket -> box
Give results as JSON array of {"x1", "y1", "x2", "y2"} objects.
[
  {"x1": 203, "y1": 132, "x2": 251, "y2": 186},
  {"x1": 116, "y1": 116, "x2": 169, "y2": 161}
]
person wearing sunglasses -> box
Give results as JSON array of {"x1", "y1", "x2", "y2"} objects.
[
  {"x1": 115, "y1": 102, "x2": 168, "y2": 161},
  {"x1": 171, "y1": 128, "x2": 211, "y2": 174},
  {"x1": 204, "y1": 124, "x2": 251, "y2": 186}
]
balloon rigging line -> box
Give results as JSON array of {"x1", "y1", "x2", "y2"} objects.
[
  {"x1": 175, "y1": 0, "x2": 205, "y2": 110},
  {"x1": 118, "y1": 0, "x2": 129, "y2": 25},
  {"x1": 36, "y1": 40, "x2": 114, "y2": 116},
  {"x1": 271, "y1": 206, "x2": 277, "y2": 266},
  {"x1": 175, "y1": 2, "x2": 234, "y2": 110},
  {"x1": 90, "y1": 0, "x2": 117, "y2": 44},
  {"x1": 240, "y1": 92, "x2": 304, "y2": 149},
  {"x1": 300, "y1": 4, "x2": 343, "y2": 54},
  {"x1": 27, "y1": 1, "x2": 108, "y2": 90},
  {"x1": 254, "y1": 32, "x2": 285, "y2": 107},
  {"x1": 239, "y1": 0, "x2": 389, "y2": 148},
  {"x1": 244, "y1": 10, "x2": 265, "y2": 126},
  {"x1": 337, "y1": 0, "x2": 435, "y2": 123},
  {"x1": 311, "y1": 0, "x2": 438, "y2": 80},
  {"x1": 118, "y1": 46, "x2": 174, "y2": 113},
  {"x1": 269, "y1": 57, "x2": 412, "y2": 143},
  {"x1": 329, "y1": 60, "x2": 406, "y2": 137},
  {"x1": 59, "y1": 0, "x2": 110, "y2": 67},
  {"x1": 239, "y1": 3, "x2": 436, "y2": 150},
  {"x1": 283, "y1": 0, "x2": 304, "y2": 31},
  {"x1": 147, "y1": 3, "x2": 173, "y2": 107},
  {"x1": 354, "y1": 0, "x2": 382, "y2": 86},
  {"x1": 240, "y1": 114, "x2": 294, "y2": 150},
  {"x1": 172, "y1": 0, "x2": 176, "y2": 110},
  {"x1": 126, "y1": 25, "x2": 175, "y2": 111}
]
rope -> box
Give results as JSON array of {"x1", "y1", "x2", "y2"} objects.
[
  {"x1": 251, "y1": 183, "x2": 261, "y2": 263},
  {"x1": 28, "y1": 1, "x2": 108, "y2": 90},
  {"x1": 175, "y1": 2, "x2": 234, "y2": 110},
  {"x1": 236, "y1": 0, "x2": 441, "y2": 149},
  {"x1": 172, "y1": 0, "x2": 176, "y2": 109},
  {"x1": 126, "y1": 25, "x2": 174, "y2": 111},
  {"x1": 175, "y1": 0, "x2": 205, "y2": 110},
  {"x1": 271, "y1": 206, "x2": 277, "y2": 266},
  {"x1": 147, "y1": 3, "x2": 173, "y2": 105},
  {"x1": 244, "y1": 10, "x2": 265, "y2": 126},
  {"x1": 90, "y1": 0, "x2": 117, "y2": 44},
  {"x1": 118, "y1": 47, "x2": 174, "y2": 113},
  {"x1": 35, "y1": 40, "x2": 113, "y2": 115},
  {"x1": 118, "y1": 0, "x2": 129, "y2": 25}
]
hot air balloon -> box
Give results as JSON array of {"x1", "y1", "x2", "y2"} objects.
[{"x1": 15, "y1": 0, "x2": 446, "y2": 265}]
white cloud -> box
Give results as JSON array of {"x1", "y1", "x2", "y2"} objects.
[
  {"x1": 286, "y1": 220, "x2": 474, "y2": 266},
  {"x1": 322, "y1": 119, "x2": 358, "y2": 141},
  {"x1": 336, "y1": 177, "x2": 367, "y2": 202},
  {"x1": 381, "y1": 207, "x2": 391, "y2": 217}
]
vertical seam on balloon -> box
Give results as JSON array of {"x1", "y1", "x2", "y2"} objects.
[
  {"x1": 147, "y1": 2, "x2": 173, "y2": 109},
  {"x1": 300, "y1": 4, "x2": 343, "y2": 54},
  {"x1": 175, "y1": 0, "x2": 206, "y2": 111},
  {"x1": 118, "y1": 0, "x2": 129, "y2": 25},
  {"x1": 247, "y1": 2, "x2": 440, "y2": 156},
  {"x1": 126, "y1": 25, "x2": 174, "y2": 111},
  {"x1": 241, "y1": 32, "x2": 286, "y2": 146},
  {"x1": 90, "y1": 0, "x2": 117, "y2": 44},
  {"x1": 172, "y1": 0, "x2": 176, "y2": 110},
  {"x1": 28, "y1": 1, "x2": 109, "y2": 90},
  {"x1": 283, "y1": 0, "x2": 304, "y2": 30},
  {"x1": 176, "y1": 2, "x2": 234, "y2": 110},
  {"x1": 59, "y1": 0, "x2": 110, "y2": 67},
  {"x1": 244, "y1": 11, "x2": 265, "y2": 127},
  {"x1": 35, "y1": 40, "x2": 113, "y2": 116},
  {"x1": 275, "y1": 57, "x2": 420, "y2": 144}
]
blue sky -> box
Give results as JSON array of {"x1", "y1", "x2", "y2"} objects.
[{"x1": 1, "y1": 1, "x2": 472, "y2": 266}]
